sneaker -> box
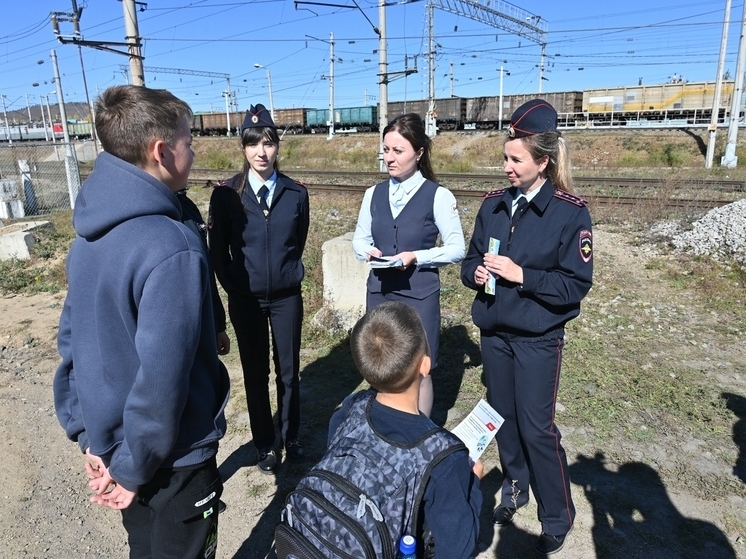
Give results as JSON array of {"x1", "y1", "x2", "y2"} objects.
[
  {"x1": 284, "y1": 440, "x2": 305, "y2": 461},
  {"x1": 257, "y1": 449, "x2": 277, "y2": 474}
]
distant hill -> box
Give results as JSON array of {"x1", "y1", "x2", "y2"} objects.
[{"x1": 3, "y1": 102, "x2": 92, "y2": 124}]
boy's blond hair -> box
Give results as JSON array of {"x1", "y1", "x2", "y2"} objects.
[
  {"x1": 95, "y1": 85, "x2": 193, "y2": 168},
  {"x1": 350, "y1": 301, "x2": 429, "y2": 393}
]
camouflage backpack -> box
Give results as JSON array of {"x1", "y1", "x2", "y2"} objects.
[{"x1": 273, "y1": 390, "x2": 466, "y2": 559}]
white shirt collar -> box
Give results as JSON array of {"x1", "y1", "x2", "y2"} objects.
[
  {"x1": 389, "y1": 170, "x2": 425, "y2": 194},
  {"x1": 248, "y1": 170, "x2": 277, "y2": 195}
]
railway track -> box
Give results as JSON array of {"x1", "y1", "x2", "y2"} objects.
[
  {"x1": 77, "y1": 168, "x2": 735, "y2": 211},
  {"x1": 188, "y1": 168, "x2": 746, "y2": 192},
  {"x1": 184, "y1": 179, "x2": 729, "y2": 210}
]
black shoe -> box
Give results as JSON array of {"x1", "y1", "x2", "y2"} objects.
[
  {"x1": 218, "y1": 499, "x2": 227, "y2": 514},
  {"x1": 284, "y1": 440, "x2": 305, "y2": 461},
  {"x1": 535, "y1": 529, "x2": 571, "y2": 555},
  {"x1": 492, "y1": 505, "x2": 517, "y2": 525},
  {"x1": 257, "y1": 449, "x2": 277, "y2": 474}
]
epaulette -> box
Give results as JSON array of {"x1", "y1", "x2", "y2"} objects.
[
  {"x1": 483, "y1": 188, "x2": 507, "y2": 200},
  {"x1": 553, "y1": 189, "x2": 587, "y2": 207},
  {"x1": 214, "y1": 179, "x2": 230, "y2": 189},
  {"x1": 293, "y1": 179, "x2": 308, "y2": 189}
]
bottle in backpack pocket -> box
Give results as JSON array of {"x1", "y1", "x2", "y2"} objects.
[{"x1": 397, "y1": 534, "x2": 416, "y2": 559}]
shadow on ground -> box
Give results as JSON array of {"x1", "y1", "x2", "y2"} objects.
[{"x1": 569, "y1": 452, "x2": 736, "y2": 559}]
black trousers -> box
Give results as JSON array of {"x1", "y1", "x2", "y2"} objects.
[
  {"x1": 229, "y1": 288, "x2": 303, "y2": 451},
  {"x1": 121, "y1": 457, "x2": 222, "y2": 559},
  {"x1": 481, "y1": 329, "x2": 575, "y2": 536}
]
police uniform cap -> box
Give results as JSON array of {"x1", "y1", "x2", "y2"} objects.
[
  {"x1": 241, "y1": 103, "x2": 276, "y2": 131},
  {"x1": 507, "y1": 99, "x2": 558, "y2": 139}
]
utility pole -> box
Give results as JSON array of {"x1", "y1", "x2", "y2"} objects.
[
  {"x1": 25, "y1": 94, "x2": 33, "y2": 122},
  {"x1": 222, "y1": 90, "x2": 232, "y2": 137},
  {"x1": 378, "y1": 0, "x2": 388, "y2": 172},
  {"x1": 425, "y1": 2, "x2": 437, "y2": 137},
  {"x1": 328, "y1": 32, "x2": 335, "y2": 140},
  {"x1": 51, "y1": 48, "x2": 80, "y2": 208},
  {"x1": 706, "y1": 0, "x2": 732, "y2": 168},
  {"x1": 499, "y1": 66, "x2": 510, "y2": 130},
  {"x1": 449, "y1": 61, "x2": 454, "y2": 98},
  {"x1": 40, "y1": 95, "x2": 49, "y2": 141},
  {"x1": 45, "y1": 95, "x2": 56, "y2": 143},
  {"x1": 1, "y1": 95, "x2": 12, "y2": 144},
  {"x1": 122, "y1": 0, "x2": 144, "y2": 85},
  {"x1": 722, "y1": 0, "x2": 746, "y2": 168},
  {"x1": 539, "y1": 43, "x2": 546, "y2": 93}
]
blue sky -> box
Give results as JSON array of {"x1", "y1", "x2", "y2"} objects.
[{"x1": 0, "y1": 0, "x2": 740, "y2": 115}]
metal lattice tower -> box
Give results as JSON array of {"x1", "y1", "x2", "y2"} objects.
[{"x1": 429, "y1": 0, "x2": 547, "y2": 44}]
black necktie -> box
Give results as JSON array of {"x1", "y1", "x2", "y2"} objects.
[
  {"x1": 511, "y1": 196, "x2": 527, "y2": 233},
  {"x1": 257, "y1": 185, "x2": 269, "y2": 213}
]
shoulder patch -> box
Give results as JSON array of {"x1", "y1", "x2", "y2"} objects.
[
  {"x1": 579, "y1": 229, "x2": 593, "y2": 262},
  {"x1": 483, "y1": 188, "x2": 507, "y2": 200},
  {"x1": 553, "y1": 190, "x2": 587, "y2": 207}
]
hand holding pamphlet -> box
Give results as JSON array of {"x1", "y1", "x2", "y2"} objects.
[
  {"x1": 484, "y1": 237, "x2": 500, "y2": 295},
  {"x1": 451, "y1": 399, "x2": 504, "y2": 462},
  {"x1": 368, "y1": 255, "x2": 404, "y2": 269}
]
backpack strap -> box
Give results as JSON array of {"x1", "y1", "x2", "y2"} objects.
[{"x1": 408, "y1": 430, "x2": 467, "y2": 539}]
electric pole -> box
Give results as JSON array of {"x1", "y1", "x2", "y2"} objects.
[
  {"x1": 378, "y1": 0, "x2": 388, "y2": 172},
  {"x1": 707, "y1": 0, "x2": 732, "y2": 168},
  {"x1": 328, "y1": 32, "x2": 335, "y2": 140},
  {"x1": 123, "y1": 0, "x2": 144, "y2": 85},
  {"x1": 425, "y1": 2, "x2": 437, "y2": 138},
  {"x1": 722, "y1": 0, "x2": 746, "y2": 168}
]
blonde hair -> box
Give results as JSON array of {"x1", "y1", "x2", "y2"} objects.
[{"x1": 515, "y1": 131, "x2": 574, "y2": 193}]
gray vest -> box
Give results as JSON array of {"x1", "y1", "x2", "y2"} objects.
[{"x1": 367, "y1": 179, "x2": 440, "y2": 299}]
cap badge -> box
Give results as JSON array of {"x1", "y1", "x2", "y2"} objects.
[{"x1": 251, "y1": 115, "x2": 259, "y2": 124}]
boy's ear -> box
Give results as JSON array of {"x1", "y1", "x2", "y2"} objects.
[
  {"x1": 418, "y1": 355, "x2": 431, "y2": 378},
  {"x1": 149, "y1": 138, "x2": 168, "y2": 167}
]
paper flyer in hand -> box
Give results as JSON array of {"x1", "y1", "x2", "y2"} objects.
[
  {"x1": 484, "y1": 237, "x2": 500, "y2": 295},
  {"x1": 368, "y1": 256, "x2": 404, "y2": 269},
  {"x1": 452, "y1": 399, "x2": 504, "y2": 462}
]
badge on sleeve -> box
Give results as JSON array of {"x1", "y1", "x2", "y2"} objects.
[{"x1": 579, "y1": 229, "x2": 593, "y2": 263}]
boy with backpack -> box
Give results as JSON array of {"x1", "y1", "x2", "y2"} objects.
[{"x1": 274, "y1": 301, "x2": 483, "y2": 559}]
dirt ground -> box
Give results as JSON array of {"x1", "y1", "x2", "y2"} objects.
[{"x1": 1, "y1": 225, "x2": 745, "y2": 559}]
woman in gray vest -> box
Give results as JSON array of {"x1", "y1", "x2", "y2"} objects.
[{"x1": 352, "y1": 113, "x2": 465, "y2": 416}]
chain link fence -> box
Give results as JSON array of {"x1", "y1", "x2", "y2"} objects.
[{"x1": 0, "y1": 142, "x2": 85, "y2": 220}]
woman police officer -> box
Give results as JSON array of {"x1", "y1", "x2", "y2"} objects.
[
  {"x1": 461, "y1": 99, "x2": 593, "y2": 555},
  {"x1": 209, "y1": 104, "x2": 309, "y2": 474}
]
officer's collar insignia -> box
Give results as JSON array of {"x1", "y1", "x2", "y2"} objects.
[{"x1": 579, "y1": 229, "x2": 593, "y2": 263}]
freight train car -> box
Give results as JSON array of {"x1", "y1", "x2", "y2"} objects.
[
  {"x1": 306, "y1": 106, "x2": 377, "y2": 132},
  {"x1": 274, "y1": 108, "x2": 306, "y2": 134},
  {"x1": 465, "y1": 91, "x2": 583, "y2": 129},
  {"x1": 199, "y1": 111, "x2": 242, "y2": 136},
  {"x1": 387, "y1": 98, "x2": 466, "y2": 130},
  {"x1": 583, "y1": 81, "x2": 735, "y2": 125}
]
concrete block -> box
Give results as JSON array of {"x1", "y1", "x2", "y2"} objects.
[
  {"x1": 0, "y1": 231, "x2": 34, "y2": 260},
  {"x1": 0, "y1": 179, "x2": 19, "y2": 201},
  {"x1": 314, "y1": 232, "x2": 368, "y2": 332},
  {"x1": 0, "y1": 200, "x2": 25, "y2": 220},
  {"x1": 0, "y1": 221, "x2": 53, "y2": 260}
]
